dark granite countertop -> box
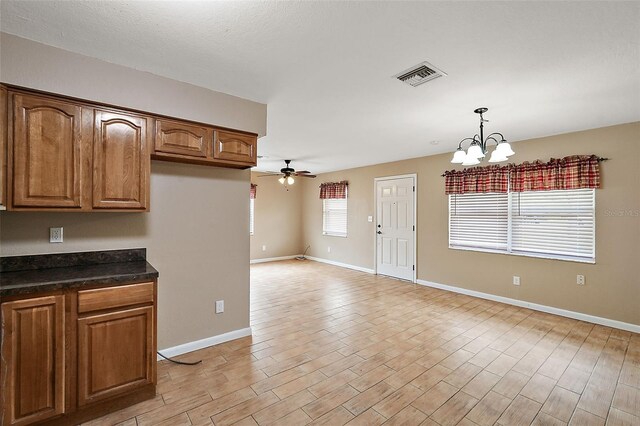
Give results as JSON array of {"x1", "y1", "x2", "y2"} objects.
[{"x1": 0, "y1": 248, "x2": 159, "y2": 297}]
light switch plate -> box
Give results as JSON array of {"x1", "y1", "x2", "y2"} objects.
[{"x1": 367, "y1": 216, "x2": 373, "y2": 222}]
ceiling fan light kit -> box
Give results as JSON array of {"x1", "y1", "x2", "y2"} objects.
[
  {"x1": 258, "y1": 159, "x2": 316, "y2": 186},
  {"x1": 451, "y1": 107, "x2": 514, "y2": 166}
]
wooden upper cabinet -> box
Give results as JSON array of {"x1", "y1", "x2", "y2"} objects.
[
  {"x1": 1, "y1": 86, "x2": 7, "y2": 207},
  {"x1": 155, "y1": 119, "x2": 211, "y2": 158},
  {"x1": 213, "y1": 130, "x2": 257, "y2": 166},
  {"x1": 1, "y1": 295, "x2": 65, "y2": 426},
  {"x1": 11, "y1": 93, "x2": 85, "y2": 208},
  {"x1": 2, "y1": 86, "x2": 260, "y2": 210},
  {"x1": 93, "y1": 110, "x2": 150, "y2": 210},
  {"x1": 77, "y1": 306, "x2": 155, "y2": 406}
]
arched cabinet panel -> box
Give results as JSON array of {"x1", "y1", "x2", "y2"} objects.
[
  {"x1": 93, "y1": 110, "x2": 149, "y2": 210},
  {"x1": 12, "y1": 94, "x2": 84, "y2": 208},
  {"x1": 213, "y1": 130, "x2": 257, "y2": 165},
  {"x1": 155, "y1": 119, "x2": 210, "y2": 158}
]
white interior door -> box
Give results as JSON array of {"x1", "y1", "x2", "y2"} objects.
[{"x1": 376, "y1": 176, "x2": 415, "y2": 281}]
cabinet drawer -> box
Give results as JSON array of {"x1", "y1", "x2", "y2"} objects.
[{"x1": 78, "y1": 282, "x2": 154, "y2": 313}]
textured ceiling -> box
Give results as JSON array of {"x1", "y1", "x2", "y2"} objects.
[{"x1": 1, "y1": 1, "x2": 639, "y2": 173}]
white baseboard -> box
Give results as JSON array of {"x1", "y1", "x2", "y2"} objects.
[
  {"x1": 416, "y1": 279, "x2": 640, "y2": 334},
  {"x1": 250, "y1": 255, "x2": 301, "y2": 264},
  {"x1": 306, "y1": 256, "x2": 375, "y2": 274},
  {"x1": 157, "y1": 327, "x2": 252, "y2": 360}
]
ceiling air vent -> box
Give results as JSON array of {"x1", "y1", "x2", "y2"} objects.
[{"x1": 394, "y1": 61, "x2": 447, "y2": 87}]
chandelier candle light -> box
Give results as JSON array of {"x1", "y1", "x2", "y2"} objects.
[{"x1": 451, "y1": 107, "x2": 515, "y2": 166}]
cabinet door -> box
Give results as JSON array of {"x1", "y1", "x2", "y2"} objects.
[
  {"x1": 155, "y1": 119, "x2": 211, "y2": 158},
  {"x1": 213, "y1": 130, "x2": 257, "y2": 165},
  {"x1": 1, "y1": 296, "x2": 65, "y2": 426},
  {"x1": 77, "y1": 306, "x2": 154, "y2": 406},
  {"x1": 1, "y1": 86, "x2": 6, "y2": 207},
  {"x1": 12, "y1": 93, "x2": 84, "y2": 208},
  {"x1": 93, "y1": 110, "x2": 150, "y2": 210}
]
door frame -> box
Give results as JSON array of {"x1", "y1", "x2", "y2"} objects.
[{"x1": 373, "y1": 173, "x2": 417, "y2": 283}]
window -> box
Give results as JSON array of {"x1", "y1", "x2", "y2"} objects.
[
  {"x1": 249, "y1": 198, "x2": 255, "y2": 235},
  {"x1": 449, "y1": 192, "x2": 508, "y2": 251},
  {"x1": 449, "y1": 188, "x2": 595, "y2": 262},
  {"x1": 323, "y1": 198, "x2": 347, "y2": 237}
]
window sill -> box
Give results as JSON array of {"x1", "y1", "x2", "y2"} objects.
[
  {"x1": 323, "y1": 233, "x2": 347, "y2": 238},
  {"x1": 448, "y1": 245, "x2": 595, "y2": 264}
]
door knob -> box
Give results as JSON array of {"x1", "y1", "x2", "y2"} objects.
[{"x1": 377, "y1": 231, "x2": 382, "y2": 234}]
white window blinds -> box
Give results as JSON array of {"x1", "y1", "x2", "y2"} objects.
[
  {"x1": 449, "y1": 193, "x2": 508, "y2": 251},
  {"x1": 323, "y1": 198, "x2": 347, "y2": 237},
  {"x1": 449, "y1": 188, "x2": 595, "y2": 262},
  {"x1": 511, "y1": 189, "x2": 595, "y2": 260},
  {"x1": 249, "y1": 198, "x2": 255, "y2": 235}
]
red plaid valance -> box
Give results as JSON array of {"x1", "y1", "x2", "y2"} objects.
[
  {"x1": 319, "y1": 181, "x2": 348, "y2": 199},
  {"x1": 250, "y1": 183, "x2": 257, "y2": 199},
  {"x1": 445, "y1": 155, "x2": 601, "y2": 195},
  {"x1": 444, "y1": 165, "x2": 510, "y2": 195},
  {"x1": 510, "y1": 155, "x2": 600, "y2": 192}
]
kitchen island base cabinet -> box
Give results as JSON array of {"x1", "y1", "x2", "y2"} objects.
[
  {"x1": 1, "y1": 296, "x2": 65, "y2": 426},
  {"x1": 0, "y1": 281, "x2": 157, "y2": 426}
]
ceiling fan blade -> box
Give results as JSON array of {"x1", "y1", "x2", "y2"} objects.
[
  {"x1": 296, "y1": 170, "x2": 311, "y2": 174},
  {"x1": 297, "y1": 174, "x2": 317, "y2": 178},
  {"x1": 257, "y1": 174, "x2": 281, "y2": 178}
]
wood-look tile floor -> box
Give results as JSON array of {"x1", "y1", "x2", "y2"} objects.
[{"x1": 85, "y1": 260, "x2": 640, "y2": 426}]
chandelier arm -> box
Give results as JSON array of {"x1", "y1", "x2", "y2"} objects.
[
  {"x1": 485, "y1": 132, "x2": 506, "y2": 142},
  {"x1": 457, "y1": 137, "x2": 476, "y2": 149},
  {"x1": 451, "y1": 108, "x2": 511, "y2": 164},
  {"x1": 485, "y1": 136, "x2": 500, "y2": 146}
]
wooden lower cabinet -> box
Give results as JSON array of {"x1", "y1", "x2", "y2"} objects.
[
  {"x1": 0, "y1": 296, "x2": 65, "y2": 426},
  {"x1": 77, "y1": 306, "x2": 154, "y2": 406},
  {"x1": 0, "y1": 281, "x2": 157, "y2": 425}
]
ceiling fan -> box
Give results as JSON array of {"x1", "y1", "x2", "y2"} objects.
[{"x1": 258, "y1": 160, "x2": 316, "y2": 185}]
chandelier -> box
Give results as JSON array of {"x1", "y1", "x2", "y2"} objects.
[{"x1": 450, "y1": 107, "x2": 514, "y2": 166}]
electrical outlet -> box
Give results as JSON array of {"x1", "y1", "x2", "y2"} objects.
[
  {"x1": 215, "y1": 300, "x2": 224, "y2": 314},
  {"x1": 49, "y1": 227, "x2": 63, "y2": 243},
  {"x1": 262, "y1": 245, "x2": 267, "y2": 252},
  {"x1": 577, "y1": 275, "x2": 585, "y2": 285},
  {"x1": 327, "y1": 246, "x2": 331, "y2": 253},
  {"x1": 513, "y1": 276, "x2": 521, "y2": 286}
]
